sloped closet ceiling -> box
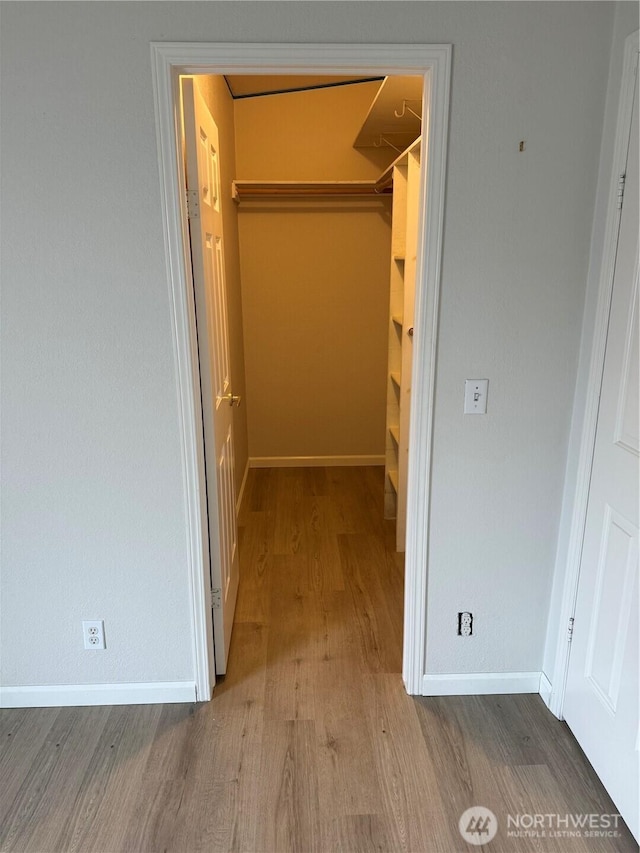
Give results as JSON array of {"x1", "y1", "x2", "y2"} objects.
[{"x1": 224, "y1": 75, "x2": 381, "y2": 98}]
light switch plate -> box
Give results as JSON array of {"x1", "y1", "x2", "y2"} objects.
[{"x1": 464, "y1": 379, "x2": 489, "y2": 414}]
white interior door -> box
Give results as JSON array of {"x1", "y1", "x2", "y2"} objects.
[
  {"x1": 563, "y1": 68, "x2": 639, "y2": 840},
  {"x1": 182, "y1": 77, "x2": 240, "y2": 676}
]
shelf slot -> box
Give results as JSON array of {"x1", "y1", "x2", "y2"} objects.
[{"x1": 377, "y1": 135, "x2": 422, "y2": 192}]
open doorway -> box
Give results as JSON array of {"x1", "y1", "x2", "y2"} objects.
[
  {"x1": 182, "y1": 72, "x2": 424, "y2": 678},
  {"x1": 151, "y1": 42, "x2": 451, "y2": 700}
]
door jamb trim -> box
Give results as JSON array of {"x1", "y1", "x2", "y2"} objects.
[{"x1": 150, "y1": 42, "x2": 452, "y2": 700}]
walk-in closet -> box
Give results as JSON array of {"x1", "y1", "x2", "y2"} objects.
[
  {"x1": 181, "y1": 73, "x2": 424, "y2": 670},
  {"x1": 188, "y1": 73, "x2": 423, "y2": 537}
]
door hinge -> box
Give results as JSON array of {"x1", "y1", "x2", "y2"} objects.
[
  {"x1": 211, "y1": 588, "x2": 221, "y2": 609},
  {"x1": 186, "y1": 189, "x2": 200, "y2": 220},
  {"x1": 616, "y1": 173, "x2": 626, "y2": 210},
  {"x1": 567, "y1": 616, "x2": 575, "y2": 642}
]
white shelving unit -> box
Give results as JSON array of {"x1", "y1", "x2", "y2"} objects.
[{"x1": 383, "y1": 138, "x2": 421, "y2": 552}]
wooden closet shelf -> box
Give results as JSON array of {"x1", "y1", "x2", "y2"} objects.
[
  {"x1": 390, "y1": 371, "x2": 402, "y2": 389},
  {"x1": 389, "y1": 425, "x2": 400, "y2": 444},
  {"x1": 232, "y1": 180, "x2": 392, "y2": 200},
  {"x1": 392, "y1": 314, "x2": 404, "y2": 328},
  {"x1": 231, "y1": 140, "x2": 421, "y2": 202},
  {"x1": 388, "y1": 469, "x2": 399, "y2": 493}
]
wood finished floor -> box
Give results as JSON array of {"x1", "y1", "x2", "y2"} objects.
[{"x1": 1, "y1": 466, "x2": 635, "y2": 853}]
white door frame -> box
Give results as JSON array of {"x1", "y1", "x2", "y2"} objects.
[
  {"x1": 548, "y1": 30, "x2": 639, "y2": 719},
  {"x1": 150, "y1": 42, "x2": 452, "y2": 700}
]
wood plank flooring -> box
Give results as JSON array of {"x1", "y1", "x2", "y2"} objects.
[{"x1": 1, "y1": 467, "x2": 636, "y2": 852}]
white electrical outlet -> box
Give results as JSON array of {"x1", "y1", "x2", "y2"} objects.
[
  {"x1": 82, "y1": 620, "x2": 106, "y2": 650},
  {"x1": 458, "y1": 612, "x2": 473, "y2": 636}
]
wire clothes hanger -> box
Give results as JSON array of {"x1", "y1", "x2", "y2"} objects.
[
  {"x1": 394, "y1": 99, "x2": 422, "y2": 120},
  {"x1": 372, "y1": 135, "x2": 404, "y2": 153}
]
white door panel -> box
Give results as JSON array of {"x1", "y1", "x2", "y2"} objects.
[
  {"x1": 583, "y1": 506, "x2": 637, "y2": 713},
  {"x1": 564, "y1": 64, "x2": 639, "y2": 840},
  {"x1": 183, "y1": 77, "x2": 240, "y2": 676}
]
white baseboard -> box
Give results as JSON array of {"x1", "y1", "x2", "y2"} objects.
[
  {"x1": 0, "y1": 681, "x2": 197, "y2": 708},
  {"x1": 236, "y1": 458, "x2": 250, "y2": 515},
  {"x1": 538, "y1": 671, "x2": 553, "y2": 708},
  {"x1": 249, "y1": 455, "x2": 385, "y2": 468},
  {"x1": 421, "y1": 671, "x2": 542, "y2": 696}
]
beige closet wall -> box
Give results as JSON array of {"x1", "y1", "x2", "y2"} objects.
[
  {"x1": 198, "y1": 76, "x2": 249, "y2": 492},
  {"x1": 234, "y1": 83, "x2": 393, "y2": 461}
]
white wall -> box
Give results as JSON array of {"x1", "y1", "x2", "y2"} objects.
[
  {"x1": 423, "y1": 4, "x2": 618, "y2": 675},
  {"x1": 542, "y1": 3, "x2": 639, "y2": 688},
  {"x1": 0, "y1": 2, "x2": 618, "y2": 693}
]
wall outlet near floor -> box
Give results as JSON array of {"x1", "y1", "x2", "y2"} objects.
[
  {"x1": 458, "y1": 612, "x2": 473, "y2": 636},
  {"x1": 82, "y1": 620, "x2": 106, "y2": 650}
]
